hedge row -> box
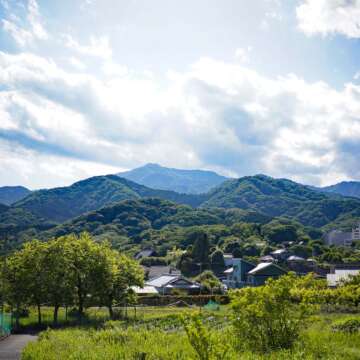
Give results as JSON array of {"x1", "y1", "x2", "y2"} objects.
[{"x1": 136, "y1": 295, "x2": 230, "y2": 306}]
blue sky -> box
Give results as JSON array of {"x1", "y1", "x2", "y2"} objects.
[{"x1": 1, "y1": 0, "x2": 360, "y2": 189}]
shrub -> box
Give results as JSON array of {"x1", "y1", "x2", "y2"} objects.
[
  {"x1": 332, "y1": 318, "x2": 360, "y2": 333},
  {"x1": 182, "y1": 314, "x2": 232, "y2": 360},
  {"x1": 231, "y1": 273, "x2": 313, "y2": 352}
]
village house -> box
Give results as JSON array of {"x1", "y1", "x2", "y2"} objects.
[
  {"x1": 142, "y1": 274, "x2": 201, "y2": 295},
  {"x1": 247, "y1": 262, "x2": 287, "y2": 286},
  {"x1": 327, "y1": 267, "x2": 360, "y2": 287},
  {"x1": 223, "y1": 259, "x2": 287, "y2": 288},
  {"x1": 324, "y1": 223, "x2": 360, "y2": 247}
]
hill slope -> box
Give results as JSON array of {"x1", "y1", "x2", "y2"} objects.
[
  {"x1": 118, "y1": 163, "x2": 228, "y2": 194},
  {"x1": 202, "y1": 175, "x2": 360, "y2": 228},
  {"x1": 13, "y1": 175, "x2": 207, "y2": 223},
  {"x1": 321, "y1": 181, "x2": 360, "y2": 199},
  {"x1": 0, "y1": 186, "x2": 31, "y2": 205},
  {"x1": 40, "y1": 198, "x2": 272, "y2": 252}
]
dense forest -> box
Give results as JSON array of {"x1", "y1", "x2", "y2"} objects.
[{"x1": 1, "y1": 174, "x2": 360, "y2": 260}]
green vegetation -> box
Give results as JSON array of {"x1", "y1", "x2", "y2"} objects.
[
  {"x1": 0, "y1": 234, "x2": 143, "y2": 328},
  {"x1": 0, "y1": 186, "x2": 31, "y2": 206},
  {"x1": 21, "y1": 274, "x2": 360, "y2": 359}
]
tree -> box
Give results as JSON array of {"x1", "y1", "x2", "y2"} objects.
[
  {"x1": 210, "y1": 249, "x2": 225, "y2": 274},
  {"x1": 43, "y1": 237, "x2": 74, "y2": 325},
  {"x1": 1, "y1": 251, "x2": 30, "y2": 329},
  {"x1": 93, "y1": 245, "x2": 144, "y2": 318},
  {"x1": 231, "y1": 273, "x2": 313, "y2": 352},
  {"x1": 191, "y1": 231, "x2": 210, "y2": 267},
  {"x1": 194, "y1": 271, "x2": 222, "y2": 294}
]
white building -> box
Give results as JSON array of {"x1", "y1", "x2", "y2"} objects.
[{"x1": 327, "y1": 269, "x2": 360, "y2": 287}]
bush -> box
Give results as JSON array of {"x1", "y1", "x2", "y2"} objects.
[
  {"x1": 231, "y1": 273, "x2": 313, "y2": 352},
  {"x1": 332, "y1": 318, "x2": 360, "y2": 333}
]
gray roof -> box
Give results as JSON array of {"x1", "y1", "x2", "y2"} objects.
[
  {"x1": 146, "y1": 275, "x2": 200, "y2": 289},
  {"x1": 287, "y1": 255, "x2": 305, "y2": 262}
]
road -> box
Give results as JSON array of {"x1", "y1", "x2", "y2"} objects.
[{"x1": 0, "y1": 334, "x2": 37, "y2": 360}]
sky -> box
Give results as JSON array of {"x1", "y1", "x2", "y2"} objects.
[{"x1": 1, "y1": 0, "x2": 360, "y2": 189}]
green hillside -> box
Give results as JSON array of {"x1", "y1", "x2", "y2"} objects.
[
  {"x1": 321, "y1": 181, "x2": 360, "y2": 199},
  {"x1": 40, "y1": 198, "x2": 271, "y2": 253},
  {"x1": 0, "y1": 186, "x2": 31, "y2": 205},
  {"x1": 202, "y1": 175, "x2": 360, "y2": 228},
  {"x1": 14, "y1": 175, "x2": 206, "y2": 223}
]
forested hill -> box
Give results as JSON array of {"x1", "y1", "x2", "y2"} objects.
[
  {"x1": 41, "y1": 198, "x2": 273, "y2": 253},
  {"x1": 0, "y1": 186, "x2": 31, "y2": 205},
  {"x1": 320, "y1": 181, "x2": 360, "y2": 199},
  {"x1": 118, "y1": 163, "x2": 228, "y2": 194},
  {"x1": 13, "y1": 175, "x2": 207, "y2": 223},
  {"x1": 201, "y1": 175, "x2": 360, "y2": 228}
]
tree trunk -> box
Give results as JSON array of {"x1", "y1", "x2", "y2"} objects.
[
  {"x1": 53, "y1": 305, "x2": 59, "y2": 325},
  {"x1": 77, "y1": 276, "x2": 84, "y2": 319},
  {"x1": 15, "y1": 303, "x2": 20, "y2": 330},
  {"x1": 37, "y1": 304, "x2": 42, "y2": 326},
  {"x1": 108, "y1": 304, "x2": 114, "y2": 319}
]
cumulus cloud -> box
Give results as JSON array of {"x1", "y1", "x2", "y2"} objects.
[
  {"x1": 1, "y1": 0, "x2": 48, "y2": 47},
  {"x1": 64, "y1": 34, "x2": 112, "y2": 59},
  {"x1": 1, "y1": 47, "x2": 360, "y2": 187},
  {"x1": 297, "y1": 0, "x2": 360, "y2": 38}
]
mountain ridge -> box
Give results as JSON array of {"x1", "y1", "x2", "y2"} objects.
[
  {"x1": 117, "y1": 163, "x2": 228, "y2": 194},
  {"x1": 0, "y1": 186, "x2": 31, "y2": 205}
]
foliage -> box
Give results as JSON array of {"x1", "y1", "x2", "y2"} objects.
[
  {"x1": 231, "y1": 273, "x2": 314, "y2": 352},
  {"x1": 182, "y1": 314, "x2": 231, "y2": 360},
  {"x1": 194, "y1": 271, "x2": 222, "y2": 294},
  {"x1": 0, "y1": 233, "x2": 144, "y2": 326},
  {"x1": 332, "y1": 317, "x2": 360, "y2": 333}
]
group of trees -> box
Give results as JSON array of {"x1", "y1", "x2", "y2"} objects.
[{"x1": 0, "y1": 233, "x2": 143, "y2": 327}]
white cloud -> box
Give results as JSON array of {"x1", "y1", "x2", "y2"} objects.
[
  {"x1": 1, "y1": 0, "x2": 48, "y2": 47},
  {"x1": 234, "y1": 47, "x2": 252, "y2": 63},
  {"x1": 68, "y1": 57, "x2": 87, "y2": 71},
  {"x1": 64, "y1": 34, "x2": 112, "y2": 59},
  {"x1": 297, "y1": 0, "x2": 360, "y2": 38},
  {"x1": 1, "y1": 50, "x2": 360, "y2": 187}
]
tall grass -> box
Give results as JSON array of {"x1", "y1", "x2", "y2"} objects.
[{"x1": 22, "y1": 310, "x2": 360, "y2": 359}]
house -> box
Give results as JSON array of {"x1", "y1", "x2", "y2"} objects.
[
  {"x1": 260, "y1": 255, "x2": 275, "y2": 263},
  {"x1": 145, "y1": 274, "x2": 201, "y2": 295},
  {"x1": 134, "y1": 248, "x2": 158, "y2": 260},
  {"x1": 223, "y1": 259, "x2": 287, "y2": 288},
  {"x1": 270, "y1": 249, "x2": 289, "y2": 261},
  {"x1": 287, "y1": 255, "x2": 305, "y2": 262},
  {"x1": 143, "y1": 266, "x2": 180, "y2": 280},
  {"x1": 324, "y1": 224, "x2": 360, "y2": 247},
  {"x1": 247, "y1": 262, "x2": 287, "y2": 286},
  {"x1": 132, "y1": 285, "x2": 159, "y2": 295},
  {"x1": 223, "y1": 253, "x2": 234, "y2": 267},
  {"x1": 223, "y1": 258, "x2": 255, "y2": 289},
  {"x1": 327, "y1": 269, "x2": 360, "y2": 287}
]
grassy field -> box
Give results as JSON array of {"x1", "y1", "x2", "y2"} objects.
[{"x1": 20, "y1": 306, "x2": 360, "y2": 360}]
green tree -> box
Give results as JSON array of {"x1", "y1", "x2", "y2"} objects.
[
  {"x1": 231, "y1": 273, "x2": 313, "y2": 352},
  {"x1": 191, "y1": 231, "x2": 210, "y2": 269},
  {"x1": 210, "y1": 249, "x2": 225, "y2": 274}
]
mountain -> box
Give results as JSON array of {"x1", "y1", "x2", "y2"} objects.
[
  {"x1": 40, "y1": 198, "x2": 272, "y2": 253},
  {"x1": 202, "y1": 175, "x2": 360, "y2": 228},
  {"x1": 117, "y1": 163, "x2": 228, "y2": 194},
  {"x1": 13, "y1": 175, "x2": 207, "y2": 223},
  {"x1": 320, "y1": 181, "x2": 360, "y2": 199},
  {"x1": 0, "y1": 186, "x2": 31, "y2": 205}
]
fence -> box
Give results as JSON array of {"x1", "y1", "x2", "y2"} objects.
[{"x1": 0, "y1": 313, "x2": 12, "y2": 337}]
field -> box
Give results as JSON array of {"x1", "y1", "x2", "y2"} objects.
[{"x1": 20, "y1": 306, "x2": 360, "y2": 360}]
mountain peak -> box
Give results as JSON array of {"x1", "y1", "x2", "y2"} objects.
[{"x1": 117, "y1": 164, "x2": 228, "y2": 194}]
